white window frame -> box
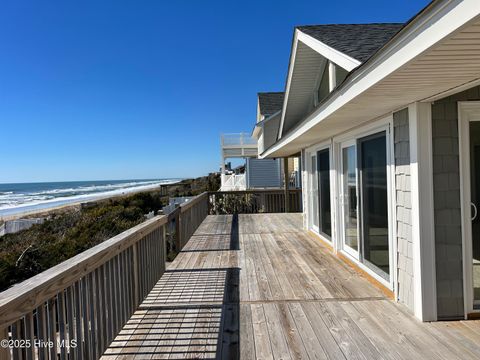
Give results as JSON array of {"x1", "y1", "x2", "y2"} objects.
[
  {"x1": 339, "y1": 139, "x2": 360, "y2": 260},
  {"x1": 332, "y1": 116, "x2": 396, "y2": 290}
]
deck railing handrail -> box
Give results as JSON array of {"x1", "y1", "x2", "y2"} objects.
[
  {"x1": 0, "y1": 214, "x2": 168, "y2": 330},
  {"x1": 221, "y1": 132, "x2": 257, "y2": 147},
  {"x1": 208, "y1": 189, "x2": 302, "y2": 214}
]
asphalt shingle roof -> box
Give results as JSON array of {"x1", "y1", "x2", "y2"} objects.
[
  {"x1": 258, "y1": 92, "x2": 285, "y2": 118},
  {"x1": 297, "y1": 23, "x2": 404, "y2": 63}
]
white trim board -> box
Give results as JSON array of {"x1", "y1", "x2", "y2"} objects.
[
  {"x1": 297, "y1": 31, "x2": 361, "y2": 72},
  {"x1": 409, "y1": 102, "x2": 437, "y2": 322}
]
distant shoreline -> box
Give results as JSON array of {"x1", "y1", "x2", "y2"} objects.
[{"x1": 0, "y1": 180, "x2": 180, "y2": 221}]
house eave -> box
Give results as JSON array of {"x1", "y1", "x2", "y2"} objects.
[{"x1": 261, "y1": 0, "x2": 480, "y2": 159}]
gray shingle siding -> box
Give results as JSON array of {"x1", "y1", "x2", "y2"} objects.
[
  {"x1": 394, "y1": 108, "x2": 414, "y2": 312},
  {"x1": 430, "y1": 86, "x2": 480, "y2": 319}
]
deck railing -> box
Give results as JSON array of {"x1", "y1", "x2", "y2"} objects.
[
  {"x1": 208, "y1": 189, "x2": 302, "y2": 214},
  {"x1": 0, "y1": 189, "x2": 297, "y2": 358},
  {"x1": 0, "y1": 192, "x2": 209, "y2": 360},
  {"x1": 167, "y1": 192, "x2": 209, "y2": 253}
]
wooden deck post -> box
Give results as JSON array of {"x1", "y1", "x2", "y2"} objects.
[
  {"x1": 175, "y1": 207, "x2": 181, "y2": 252},
  {"x1": 283, "y1": 157, "x2": 290, "y2": 213},
  {"x1": 132, "y1": 242, "x2": 139, "y2": 308},
  {"x1": 1, "y1": 327, "x2": 11, "y2": 360}
]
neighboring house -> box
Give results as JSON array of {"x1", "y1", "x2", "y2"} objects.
[
  {"x1": 252, "y1": 92, "x2": 284, "y2": 154},
  {"x1": 220, "y1": 92, "x2": 302, "y2": 191},
  {"x1": 258, "y1": 0, "x2": 480, "y2": 321},
  {"x1": 219, "y1": 132, "x2": 283, "y2": 190}
]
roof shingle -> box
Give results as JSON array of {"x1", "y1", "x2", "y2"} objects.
[
  {"x1": 258, "y1": 92, "x2": 285, "y2": 118},
  {"x1": 297, "y1": 23, "x2": 404, "y2": 63}
]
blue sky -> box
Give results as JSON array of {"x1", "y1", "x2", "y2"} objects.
[{"x1": 0, "y1": 0, "x2": 430, "y2": 183}]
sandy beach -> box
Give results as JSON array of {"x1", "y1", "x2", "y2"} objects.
[{"x1": 0, "y1": 180, "x2": 179, "y2": 221}]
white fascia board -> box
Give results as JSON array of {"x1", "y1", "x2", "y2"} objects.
[
  {"x1": 253, "y1": 111, "x2": 281, "y2": 138},
  {"x1": 263, "y1": 0, "x2": 480, "y2": 159},
  {"x1": 252, "y1": 125, "x2": 262, "y2": 138},
  {"x1": 297, "y1": 31, "x2": 361, "y2": 72},
  {"x1": 278, "y1": 29, "x2": 299, "y2": 140}
]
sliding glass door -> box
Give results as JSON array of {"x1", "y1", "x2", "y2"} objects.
[
  {"x1": 317, "y1": 149, "x2": 331, "y2": 237},
  {"x1": 307, "y1": 147, "x2": 332, "y2": 238},
  {"x1": 341, "y1": 142, "x2": 359, "y2": 257},
  {"x1": 339, "y1": 130, "x2": 390, "y2": 280},
  {"x1": 359, "y1": 132, "x2": 389, "y2": 279},
  {"x1": 310, "y1": 154, "x2": 319, "y2": 231}
]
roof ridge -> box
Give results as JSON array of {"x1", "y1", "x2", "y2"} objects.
[{"x1": 297, "y1": 22, "x2": 404, "y2": 28}]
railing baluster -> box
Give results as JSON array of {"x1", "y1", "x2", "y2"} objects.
[
  {"x1": 0, "y1": 326, "x2": 10, "y2": 360},
  {"x1": 47, "y1": 297, "x2": 58, "y2": 359},
  {"x1": 24, "y1": 313, "x2": 34, "y2": 360},
  {"x1": 81, "y1": 277, "x2": 90, "y2": 360},
  {"x1": 10, "y1": 319, "x2": 23, "y2": 360},
  {"x1": 74, "y1": 281, "x2": 83, "y2": 360},
  {"x1": 66, "y1": 286, "x2": 75, "y2": 360},
  {"x1": 132, "y1": 243, "x2": 139, "y2": 310},
  {"x1": 88, "y1": 272, "x2": 97, "y2": 360},
  {"x1": 36, "y1": 303, "x2": 48, "y2": 360},
  {"x1": 57, "y1": 291, "x2": 67, "y2": 360},
  {"x1": 105, "y1": 260, "x2": 113, "y2": 347}
]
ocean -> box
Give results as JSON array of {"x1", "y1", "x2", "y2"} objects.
[{"x1": 0, "y1": 179, "x2": 180, "y2": 218}]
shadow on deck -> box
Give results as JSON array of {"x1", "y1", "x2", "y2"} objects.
[
  {"x1": 102, "y1": 215, "x2": 241, "y2": 359},
  {"x1": 102, "y1": 213, "x2": 480, "y2": 360}
]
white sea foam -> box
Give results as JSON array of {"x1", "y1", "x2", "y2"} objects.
[{"x1": 0, "y1": 179, "x2": 179, "y2": 216}]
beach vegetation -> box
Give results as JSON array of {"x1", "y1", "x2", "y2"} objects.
[{"x1": 0, "y1": 173, "x2": 219, "y2": 291}]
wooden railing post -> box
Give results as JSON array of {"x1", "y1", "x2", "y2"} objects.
[
  {"x1": 0, "y1": 327, "x2": 10, "y2": 360},
  {"x1": 132, "y1": 242, "x2": 139, "y2": 309},
  {"x1": 175, "y1": 207, "x2": 181, "y2": 252},
  {"x1": 283, "y1": 157, "x2": 290, "y2": 213}
]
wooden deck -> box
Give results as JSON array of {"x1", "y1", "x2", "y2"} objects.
[{"x1": 102, "y1": 213, "x2": 480, "y2": 359}]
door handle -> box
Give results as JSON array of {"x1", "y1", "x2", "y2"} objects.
[{"x1": 472, "y1": 202, "x2": 478, "y2": 221}]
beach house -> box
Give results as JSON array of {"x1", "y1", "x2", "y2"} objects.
[
  {"x1": 4, "y1": 1, "x2": 480, "y2": 359},
  {"x1": 219, "y1": 92, "x2": 301, "y2": 190},
  {"x1": 258, "y1": 0, "x2": 480, "y2": 321}
]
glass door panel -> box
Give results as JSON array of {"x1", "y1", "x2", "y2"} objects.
[
  {"x1": 317, "y1": 149, "x2": 331, "y2": 237},
  {"x1": 359, "y1": 132, "x2": 389, "y2": 279},
  {"x1": 341, "y1": 145, "x2": 359, "y2": 256},
  {"x1": 470, "y1": 122, "x2": 480, "y2": 305},
  {"x1": 310, "y1": 155, "x2": 319, "y2": 230}
]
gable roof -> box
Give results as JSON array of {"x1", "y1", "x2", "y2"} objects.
[
  {"x1": 297, "y1": 23, "x2": 404, "y2": 63},
  {"x1": 258, "y1": 92, "x2": 284, "y2": 118}
]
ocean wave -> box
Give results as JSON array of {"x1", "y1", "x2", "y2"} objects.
[{"x1": 0, "y1": 179, "x2": 179, "y2": 211}]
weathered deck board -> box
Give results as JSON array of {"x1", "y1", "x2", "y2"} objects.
[{"x1": 102, "y1": 213, "x2": 480, "y2": 359}]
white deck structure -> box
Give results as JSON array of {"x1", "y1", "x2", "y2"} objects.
[{"x1": 220, "y1": 133, "x2": 257, "y2": 191}]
